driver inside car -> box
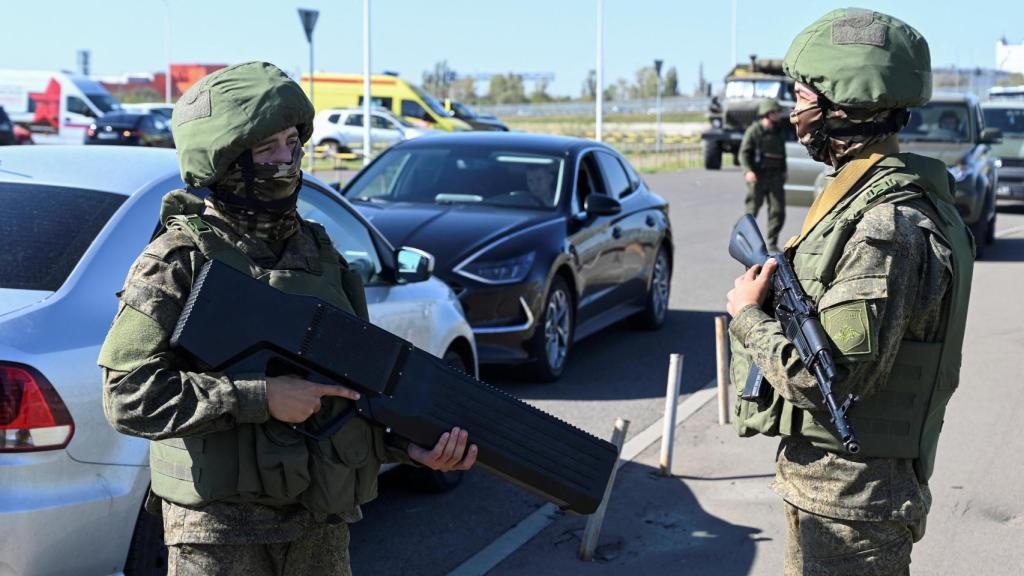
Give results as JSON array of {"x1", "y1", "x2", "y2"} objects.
[{"x1": 525, "y1": 162, "x2": 558, "y2": 206}]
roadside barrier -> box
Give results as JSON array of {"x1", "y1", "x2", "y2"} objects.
[
  {"x1": 716, "y1": 315, "x2": 731, "y2": 425},
  {"x1": 658, "y1": 353, "x2": 684, "y2": 476},
  {"x1": 578, "y1": 417, "x2": 630, "y2": 562}
]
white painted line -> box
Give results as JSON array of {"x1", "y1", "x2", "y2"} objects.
[
  {"x1": 996, "y1": 224, "x2": 1024, "y2": 239},
  {"x1": 447, "y1": 379, "x2": 718, "y2": 576}
]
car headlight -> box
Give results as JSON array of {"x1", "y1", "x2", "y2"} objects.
[
  {"x1": 711, "y1": 117, "x2": 723, "y2": 129},
  {"x1": 948, "y1": 163, "x2": 970, "y2": 183},
  {"x1": 458, "y1": 252, "x2": 536, "y2": 284},
  {"x1": 994, "y1": 158, "x2": 1003, "y2": 169}
]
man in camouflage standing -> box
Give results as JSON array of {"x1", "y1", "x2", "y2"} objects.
[
  {"x1": 726, "y1": 9, "x2": 974, "y2": 575},
  {"x1": 740, "y1": 99, "x2": 788, "y2": 252},
  {"x1": 99, "y1": 62, "x2": 476, "y2": 575}
]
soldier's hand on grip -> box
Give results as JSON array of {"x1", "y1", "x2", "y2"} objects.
[
  {"x1": 266, "y1": 374, "x2": 360, "y2": 424},
  {"x1": 727, "y1": 258, "x2": 777, "y2": 317},
  {"x1": 408, "y1": 427, "x2": 479, "y2": 472}
]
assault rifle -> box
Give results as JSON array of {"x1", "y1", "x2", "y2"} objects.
[
  {"x1": 729, "y1": 215, "x2": 861, "y2": 454},
  {"x1": 170, "y1": 259, "x2": 618, "y2": 514}
]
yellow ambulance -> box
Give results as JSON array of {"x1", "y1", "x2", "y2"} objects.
[{"x1": 301, "y1": 73, "x2": 472, "y2": 132}]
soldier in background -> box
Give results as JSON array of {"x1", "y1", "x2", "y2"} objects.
[
  {"x1": 739, "y1": 99, "x2": 788, "y2": 251},
  {"x1": 726, "y1": 9, "x2": 973, "y2": 575},
  {"x1": 99, "y1": 62, "x2": 476, "y2": 576}
]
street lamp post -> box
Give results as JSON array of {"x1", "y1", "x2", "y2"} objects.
[
  {"x1": 654, "y1": 59, "x2": 663, "y2": 154},
  {"x1": 162, "y1": 0, "x2": 171, "y2": 104},
  {"x1": 298, "y1": 8, "x2": 319, "y2": 172},
  {"x1": 596, "y1": 0, "x2": 604, "y2": 142},
  {"x1": 363, "y1": 0, "x2": 371, "y2": 166}
]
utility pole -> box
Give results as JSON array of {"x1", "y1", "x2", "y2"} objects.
[
  {"x1": 163, "y1": 0, "x2": 172, "y2": 103},
  {"x1": 363, "y1": 0, "x2": 372, "y2": 165},
  {"x1": 298, "y1": 8, "x2": 319, "y2": 171},
  {"x1": 596, "y1": 0, "x2": 604, "y2": 142},
  {"x1": 654, "y1": 59, "x2": 663, "y2": 154},
  {"x1": 731, "y1": 0, "x2": 738, "y2": 66}
]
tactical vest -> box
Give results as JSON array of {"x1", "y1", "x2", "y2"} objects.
[
  {"x1": 732, "y1": 153, "x2": 974, "y2": 482},
  {"x1": 149, "y1": 190, "x2": 385, "y2": 514}
]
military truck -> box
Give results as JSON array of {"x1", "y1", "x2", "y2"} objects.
[{"x1": 701, "y1": 56, "x2": 796, "y2": 170}]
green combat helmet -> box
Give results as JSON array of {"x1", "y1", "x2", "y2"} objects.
[
  {"x1": 172, "y1": 61, "x2": 314, "y2": 190},
  {"x1": 757, "y1": 99, "x2": 782, "y2": 117},
  {"x1": 783, "y1": 8, "x2": 931, "y2": 111}
]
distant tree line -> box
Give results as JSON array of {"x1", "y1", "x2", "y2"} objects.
[{"x1": 421, "y1": 60, "x2": 684, "y2": 106}]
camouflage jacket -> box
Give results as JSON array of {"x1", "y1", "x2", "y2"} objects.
[
  {"x1": 100, "y1": 203, "x2": 407, "y2": 544},
  {"x1": 729, "y1": 176, "x2": 952, "y2": 522},
  {"x1": 740, "y1": 121, "x2": 788, "y2": 174}
]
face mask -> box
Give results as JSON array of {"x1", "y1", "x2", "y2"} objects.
[
  {"x1": 250, "y1": 145, "x2": 304, "y2": 204},
  {"x1": 789, "y1": 103, "x2": 830, "y2": 163},
  {"x1": 206, "y1": 144, "x2": 304, "y2": 242}
]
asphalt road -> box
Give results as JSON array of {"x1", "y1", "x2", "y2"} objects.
[{"x1": 349, "y1": 166, "x2": 1024, "y2": 575}]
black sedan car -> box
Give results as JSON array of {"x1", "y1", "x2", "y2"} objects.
[
  {"x1": 342, "y1": 133, "x2": 673, "y2": 381},
  {"x1": 85, "y1": 111, "x2": 174, "y2": 148}
]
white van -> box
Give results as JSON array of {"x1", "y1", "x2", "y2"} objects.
[{"x1": 0, "y1": 70, "x2": 122, "y2": 144}]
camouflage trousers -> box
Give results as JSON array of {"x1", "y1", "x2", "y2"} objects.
[
  {"x1": 784, "y1": 502, "x2": 918, "y2": 576},
  {"x1": 167, "y1": 522, "x2": 351, "y2": 576},
  {"x1": 745, "y1": 172, "x2": 786, "y2": 248}
]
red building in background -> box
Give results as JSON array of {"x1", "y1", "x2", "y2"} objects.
[{"x1": 101, "y1": 63, "x2": 226, "y2": 102}]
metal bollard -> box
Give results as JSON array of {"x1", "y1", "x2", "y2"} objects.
[
  {"x1": 579, "y1": 417, "x2": 630, "y2": 561},
  {"x1": 658, "y1": 353, "x2": 684, "y2": 477},
  {"x1": 716, "y1": 315, "x2": 731, "y2": 425}
]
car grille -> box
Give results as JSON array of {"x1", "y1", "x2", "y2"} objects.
[
  {"x1": 1000, "y1": 157, "x2": 1024, "y2": 168},
  {"x1": 726, "y1": 109, "x2": 758, "y2": 130}
]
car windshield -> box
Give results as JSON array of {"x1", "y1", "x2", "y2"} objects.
[
  {"x1": 344, "y1": 146, "x2": 565, "y2": 210},
  {"x1": 901, "y1": 103, "x2": 971, "y2": 142},
  {"x1": 408, "y1": 84, "x2": 448, "y2": 118},
  {"x1": 85, "y1": 93, "x2": 121, "y2": 114},
  {"x1": 725, "y1": 80, "x2": 781, "y2": 100},
  {"x1": 983, "y1": 107, "x2": 1024, "y2": 136},
  {"x1": 0, "y1": 183, "x2": 125, "y2": 291},
  {"x1": 451, "y1": 101, "x2": 474, "y2": 118}
]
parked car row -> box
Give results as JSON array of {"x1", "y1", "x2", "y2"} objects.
[{"x1": 785, "y1": 92, "x2": 1003, "y2": 258}]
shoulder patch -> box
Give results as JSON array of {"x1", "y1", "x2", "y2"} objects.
[
  {"x1": 822, "y1": 300, "x2": 873, "y2": 356},
  {"x1": 832, "y1": 9, "x2": 887, "y2": 47}
]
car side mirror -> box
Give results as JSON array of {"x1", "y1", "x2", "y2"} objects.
[
  {"x1": 980, "y1": 127, "x2": 1002, "y2": 144},
  {"x1": 583, "y1": 194, "x2": 622, "y2": 216},
  {"x1": 396, "y1": 247, "x2": 434, "y2": 283}
]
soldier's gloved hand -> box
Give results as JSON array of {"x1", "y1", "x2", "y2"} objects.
[
  {"x1": 266, "y1": 375, "x2": 360, "y2": 424},
  {"x1": 407, "y1": 427, "x2": 478, "y2": 472},
  {"x1": 726, "y1": 258, "x2": 777, "y2": 317},
  {"x1": 745, "y1": 171, "x2": 758, "y2": 184}
]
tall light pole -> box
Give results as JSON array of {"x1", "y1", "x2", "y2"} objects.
[
  {"x1": 731, "y1": 0, "x2": 738, "y2": 66},
  {"x1": 363, "y1": 0, "x2": 372, "y2": 165},
  {"x1": 298, "y1": 8, "x2": 319, "y2": 171},
  {"x1": 596, "y1": 0, "x2": 604, "y2": 142},
  {"x1": 654, "y1": 59, "x2": 663, "y2": 154},
  {"x1": 162, "y1": 0, "x2": 171, "y2": 103}
]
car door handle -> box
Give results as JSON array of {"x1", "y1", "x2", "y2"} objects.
[
  {"x1": 645, "y1": 215, "x2": 656, "y2": 227},
  {"x1": 612, "y1": 226, "x2": 622, "y2": 239}
]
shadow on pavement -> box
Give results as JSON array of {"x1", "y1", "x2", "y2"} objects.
[
  {"x1": 981, "y1": 237, "x2": 1024, "y2": 262},
  {"x1": 482, "y1": 309, "x2": 723, "y2": 402},
  {"x1": 492, "y1": 458, "x2": 763, "y2": 575}
]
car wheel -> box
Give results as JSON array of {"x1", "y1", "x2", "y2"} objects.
[
  {"x1": 633, "y1": 246, "x2": 671, "y2": 330},
  {"x1": 970, "y1": 212, "x2": 990, "y2": 260},
  {"x1": 398, "y1": 348, "x2": 469, "y2": 493},
  {"x1": 322, "y1": 139, "x2": 346, "y2": 156},
  {"x1": 528, "y1": 276, "x2": 574, "y2": 382},
  {"x1": 703, "y1": 141, "x2": 722, "y2": 170},
  {"x1": 124, "y1": 497, "x2": 167, "y2": 576},
  {"x1": 986, "y1": 202, "x2": 996, "y2": 245}
]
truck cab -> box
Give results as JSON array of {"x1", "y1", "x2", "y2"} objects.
[{"x1": 0, "y1": 70, "x2": 121, "y2": 144}]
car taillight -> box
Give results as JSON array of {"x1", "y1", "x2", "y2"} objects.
[
  {"x1": 87, "y1": 127, "x2": 96, "y2": 137},
  {"x1": 0, "y1": 363, "x2": 74, "y2": 452}
]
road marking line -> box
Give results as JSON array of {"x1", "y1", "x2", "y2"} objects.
[
  {"x1": 996, "y1": 224, "x2": 1024, "y2": 239},
  {"x1": 447, "y1": 379, "x2": 718, "y2": 576}
]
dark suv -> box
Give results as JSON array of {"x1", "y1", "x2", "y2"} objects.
[{"x1": 0, "y1": 106, "x2": 14, "y2": 146}]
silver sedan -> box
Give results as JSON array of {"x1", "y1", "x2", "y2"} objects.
[{"x1": 0, "y1": 145, "x2": 476, "y2": 576}]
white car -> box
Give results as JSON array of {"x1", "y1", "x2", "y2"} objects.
[
  {"x1": 312, "y1": 107, "x2": 438, "y2": 156},
  {"x1": 0, "y1": 146, "x2": 477, "y2": 575}
]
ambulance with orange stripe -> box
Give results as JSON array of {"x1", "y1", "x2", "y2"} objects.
[
  {"x1": 301, "y1": 73, "x2": 472, "y2": 132},
  {"x1": 0, "y1": 70, "x2": 122, "y2": 144}
]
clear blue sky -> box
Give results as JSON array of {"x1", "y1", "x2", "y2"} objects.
[{"x1": 2, "y1": 0, "x2": 1021, "y2": 97}]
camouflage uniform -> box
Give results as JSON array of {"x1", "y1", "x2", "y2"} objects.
[
  {"x1": 729, "y1": 10, "x2": 971, "y2": 575},
  {"x1": 740, "y1": 101, "x2": 788, "y2": 249}
]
